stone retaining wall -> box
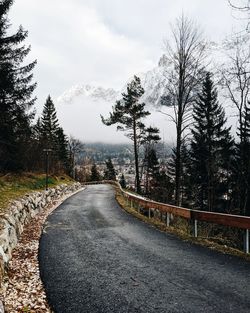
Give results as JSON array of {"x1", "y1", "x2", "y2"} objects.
[{"x1": 0, "y1": 182, "x2": 82, "y2": 288}]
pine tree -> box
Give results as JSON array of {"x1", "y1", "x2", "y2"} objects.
[
  {"x1": 142, "y1": 126, "x2": 161, "y2": 195},
  {"x1": 101, "y1": 76, "x2": 150, "y2": 194},
  {"x1": 167, "y1": 142, "x2": 190, "y2": 206},
  {"x1": 233, "y1": 102, "x2": 250, "y2": 215},
  {"x1": 90, "y1": 163, "x2": 101, "y2": 181},
  {"x1": 55, "y1": 127, "x2": 69, "y2": 173},
  {"x1": 150, "y1": 169, "x2": 174, "y2": 203},
  {"x1": 143, "y1": 148, "x2": 159, "y2": 196},
  {"x1": 0, "y1": 0, "x2": 36, "y2": 171},
  {"x1": 104, "y1": 158, "x2": 116, "y2": 181},
  {"x1": 27, "y1": 118, "x2": 43, "y2": 171},
  {"x1": 119, "y1": 174, "x2": 126, "y2": 189},
  {"x1": 40, "y1": 96, "x2": 59, "y2": 149},
  {"x1": 189, "y1": 72, "x2": 234, "y2": 212},
  {"x1": 33, "y1": 118, "x2": 43, "y2": 141},
  {"x1": 39, "y1": 96, "x2": 71, "y2": 174}
]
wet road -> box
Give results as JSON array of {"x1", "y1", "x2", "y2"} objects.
[{"x1": 39, "y1": 184, "x2": 250, "y2": 313}]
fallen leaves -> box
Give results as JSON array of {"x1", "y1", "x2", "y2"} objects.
[
  {"x1": 2, "y1": 188, "x2": 83, "y2": 313},
  {"x1": 3, "y1": 202, "x2": 56, "y2": 312}
]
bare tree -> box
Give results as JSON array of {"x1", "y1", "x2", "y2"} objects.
[
  {"x1": 220, "y1": 34, "x2": 250, "y2": 215},
  {"x1": 229, "y1": 0, "x2": 250, "y2": 31},
  {"x1": 161, "y1": 15, "x2": 207, "y2": 206},
  {"x1": 220, "y1": 35, "x2": 250, "y2": 142},
  {"x1": 68, "y1": 136, "x2": 84, "y2": 179},
  {"x1": 229, "y1": 0, "x2": 250, "y2": 10}
]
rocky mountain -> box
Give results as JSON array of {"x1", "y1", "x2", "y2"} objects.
[
  {"x1": 55, "y1": 55, "x2": 175, "y2": 143},
  {"x1": 57, "y1": 84, "x2": 120, "y2": 103},
  {"x1": 139, "y1": 55, "x2": 168, "y2": 107},
  {"x1": 57, "y1": 55, "x2": 168, "y2": 107}
]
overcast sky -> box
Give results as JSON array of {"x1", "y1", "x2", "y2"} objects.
[
  {"x1": 10, "y1": 0, "x2": 240, "y2": 102},
  {"x1": 8, "y1": 0, "x2": 244, "y2": 142}
]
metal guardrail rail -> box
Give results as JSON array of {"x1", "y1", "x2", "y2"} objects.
[{"x1": 83, "y1": 180, "x2": 250, "y2": 253}]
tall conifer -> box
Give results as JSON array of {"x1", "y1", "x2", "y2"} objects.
[
  {"x1": 90, "y1": 163, "x2": 101, "y2": 181},
  {"x1": 55, "y1": 127, "x2": 69, "y2": 172},
  {"x1": 104, "y1": 158, "x2": 116, "y2": 180},
  {"x1": 233, "y1": 103, "x2": 250, "y2": 215},
  {"x1": 40, "y1": 96, "x2": 59, "y2": 149},
  {"x1": 190, "y1": 72, "x2": 233, "y2": 212},
  {"x1": 101, "y1": 76, "x2": 150, "y2": 193},
  {"x1": 0, "y1": 0, "x2": 36, "y2": 171}
]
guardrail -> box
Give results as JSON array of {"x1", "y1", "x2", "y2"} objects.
[{"x1": 83, "y1": 180, "x2": 250, "y2": 253}]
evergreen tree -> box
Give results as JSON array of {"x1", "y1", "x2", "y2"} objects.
[
  {"x1": 189, "y1": 72, "x2": 234, "y2": 212},
  {"x1": 166, "y1": 142, "x2": 189, "y2": 206},
  {"x1": 33, "y1": 118, "x2": 43, "y2": 141},
  {"x1": 55, "y1": 127, "x2": 69, "y2": 173},
  {"x1": 119, "y1": 174, "x2": 126, "y2": 189},
  {"x1": 142, "y1": 126, "x2": 161, "y2": 195},
  {"x1": 40, "y1": 95, "x2": 59, "y2": 148},
  {"x1": 101, "y1": 76, "x2": 150, "y2": 194},
  {"x1": 233, "y1": 102, "x2": 250, "y2": 215},
  {"x1": 27, "y1": 118, "x2": 43, "y2": 171},
  {"x1": 143, "y1": 148, "x2": 159, "y2": 196},
  {"x1": 39, "y1": 96, "x2": 71, "y2": 174},
  {"x1": 90, "y1": 163, "x2": 101, "y2": 181},
  {"x1": 104, "y1": 158, "x2": 116, "y2": 180},
  {"x1": 0, "y1": 0, "x2": 36, "y2": 171},
  {"x1": 150, "y1": 169, "x2": 174, "y2": 203}
]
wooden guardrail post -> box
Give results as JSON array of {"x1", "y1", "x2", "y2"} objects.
[
  {"x1": 137, "y1": 203, "x2": 140, "y2": 213},
  {"x1": 126, "y1": 195, "x2": 129, "y2": 206},
  {"x1": 166, "y1": 212, "x2": 170, "y2": 227},
  {"x1": 148, "y1": 208, "x2": 151, "y2": 219},
  {"x1": 190, "y1": 211, "x2": 198, "y2": 238},
  {"x1": 194, "y1": 219, "x2": 198, "y2": 238},
  {"x1": 245, "y1": 229, "x2": 249, "y2": 254}
]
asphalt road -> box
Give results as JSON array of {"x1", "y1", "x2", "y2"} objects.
[{"x1": 39, "y1": 184, "x2": 250, "y2": 313}]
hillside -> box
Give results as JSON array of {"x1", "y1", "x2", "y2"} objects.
[{"x1": 0, "y1": 173, "x2": 73, "y2": 212}]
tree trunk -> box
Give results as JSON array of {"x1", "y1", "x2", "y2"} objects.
[
  {"x1": 133, "y1": 119, "x2": 141, "y2": 194},
  {"x1": 175, "y1": 123, "x2": 182, "y2": 206}
]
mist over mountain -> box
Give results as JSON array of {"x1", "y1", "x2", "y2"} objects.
[
  {"x1": 55, "y1": 53, "x2": 238, "y2": 144},
  {"x1": 55, "y1": 55, "x2": 175, "y2": 144},
  {"x1": 57, "y1": 85, "x2": 119, "y2": 104},
  {"x1": 57, "y1": 55, "x2": 168, "y2": 107}
]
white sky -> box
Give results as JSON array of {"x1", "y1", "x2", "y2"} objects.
[{"x1": 8, "y1": 0, "x2": 246, "y2": 142}]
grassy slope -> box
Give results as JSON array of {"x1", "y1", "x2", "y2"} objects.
[{"x1": 0, "y1": 173, "x2": 74, "y2": 212}]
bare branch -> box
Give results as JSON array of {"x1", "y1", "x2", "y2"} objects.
[{"x1": 161, "y1": 14, "x2": 207, "y2": 205}]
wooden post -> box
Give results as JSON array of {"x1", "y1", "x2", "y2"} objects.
[
  {"x1": 167, "y1": 213, "x2": 170, "y2": 227},
  {"x1": 194, "y1": 219, "x2": 198, "y2": 238},
  {"x1": 245, "y1": 229, "x2": 249, "y2": 254}
]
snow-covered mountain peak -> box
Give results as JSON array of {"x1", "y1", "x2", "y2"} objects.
[
  {"x1": 57, "y1": 55, "x2": 168, "y2": 107},
  {"x1": 57, "y1": 84, "x2": 119, "y2": 103}
]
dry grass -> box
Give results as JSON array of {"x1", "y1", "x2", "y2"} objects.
[
  {"x1": 116, "y1": 191, "x2": 250, "y2": 262},
  {"x1": 0, "y1": 173, "x2": 73, "y2": 213}
]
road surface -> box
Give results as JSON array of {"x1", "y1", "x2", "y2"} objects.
[{"x1": 39, "y1": 184, "x2": 250, "y2": 313}]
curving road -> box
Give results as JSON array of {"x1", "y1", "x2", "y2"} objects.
[{"x1": 39, "y1": 184, "x2": 250, "y2": 313}]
